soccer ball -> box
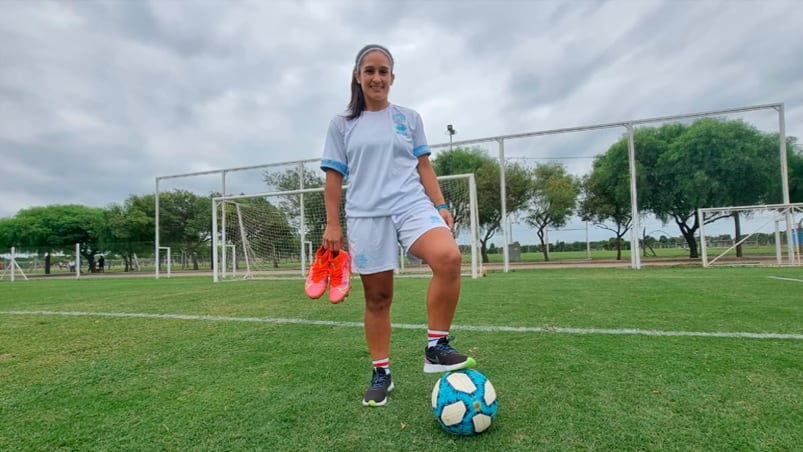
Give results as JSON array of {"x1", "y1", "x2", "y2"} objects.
[{"x1": 431, "y1": 369, "x2": 498, "y2": 435}]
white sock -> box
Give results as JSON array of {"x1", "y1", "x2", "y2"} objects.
[
  {"x1": 427, "y1": 329, "x2": 449, "y2": 348},
  {"x1": 372, "y1": 358, "x2": 390, "y2": 374}
]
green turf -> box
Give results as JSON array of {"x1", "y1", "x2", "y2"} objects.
[
  {"x1": 12, "y1": 244, "x2": 790, "y2": 277},
  {"x1": 1, "y1": 267, "x2": 802, "y2": 451}
]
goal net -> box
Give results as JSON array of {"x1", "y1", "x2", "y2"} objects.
[
  {"x1": 698, "y1": 203, "x2": 803, "y2": 267},
  {"x1": 212, "y1": 173, "x2": 480, "y2": 281}
]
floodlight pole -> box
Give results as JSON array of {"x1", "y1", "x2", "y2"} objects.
[{"x1": 446, "y1": 124, "x2": 456, "y2": 151}]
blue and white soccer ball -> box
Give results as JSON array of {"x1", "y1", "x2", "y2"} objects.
[{"x1": 431, "y1": 369, "x2": 498, "y2": 435}]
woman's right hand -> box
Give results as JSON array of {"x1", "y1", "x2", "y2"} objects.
[{"x1": 322, "y1": 223, "x2": 344, "y2": 251}]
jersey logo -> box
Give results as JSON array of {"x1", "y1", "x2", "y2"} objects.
[{"x1": 392, "y1": 113, "x2": 410, "y2": 138}]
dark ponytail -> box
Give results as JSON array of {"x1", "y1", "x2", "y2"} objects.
[
  {"x1": 346, "y1": 77, "x2": 365, "y2": 120},
  {"x1": 346, "y1": 44, "x2": 394, "y2": 120}
]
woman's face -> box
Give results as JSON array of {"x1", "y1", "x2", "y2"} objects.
[{"x1": 354, "y1": 50, "x2": 394, "y2": 109}]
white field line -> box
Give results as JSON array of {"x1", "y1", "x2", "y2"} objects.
[
  {"x1": 3, "y1": 310, "x2": 803, "y2": 340},
  {"x1": 768, "y1": 276, "x2": 803, "y2": 283}
]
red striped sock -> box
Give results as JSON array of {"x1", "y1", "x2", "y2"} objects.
[
  {"x1": 372, "y1": 358, "x2": 390, "y2": 374},
  {"x1": 427, "y1": 329, "x2": 449, "y2": 348}
]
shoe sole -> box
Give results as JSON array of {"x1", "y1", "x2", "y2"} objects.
[
  {"x1": 423, "y1": 357, "x2": 477, "y2": 374},
  {"x1": 305, "y1": 278, "x2": 328, "y2": 299},
  {"x1": 362, "y1": 381, "x2": 395, "y2": 407},
  {"x1": 328, "y1": 285, "x2": 351, "y2": 304},
  {"x1": 305, "y1": 289, "x2": 326, "y2": 299}
]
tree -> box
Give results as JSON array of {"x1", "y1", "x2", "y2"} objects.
[
  {"x1": 579, "y1": 143, "x2": 633, "y2": 261},
  {"x1": 784, "y1": 138, "x2": 803, "y2": 203},
  {"x1": 104, "y1": 194, "x2": 155, "y2": 271},
  {"x1": 597, "y1": 119, "x2": 782, "y2": 259},
  {"x1": 264, "y1": 167, "x2": 328, "y2": 247},
  {"x1": 432, "y1": 147, "x2": 532, "y2": 262},
  {"x1": 158, "y1": 190, "x2": 212, "y2": 270},
  {"x1": 220, "y1": 197, "x2": 295, "y2": 268},
  {"x1": 432, "y1": 148, "x2": 486, "y2": 239},
  {"x1": 2, "y1": 205, "x2": 106, "y2": 273},
  {"x1": 524, "y1": 163, "x2": 580, "y2": 262},
  {"x1": 650, "y1": 119, "x2": 778, "y2": 258},
  {"x1": 432, "y1": 147, "x2": 491, "y2": 175},
  {"x1": 0, "y1": 217, "x2": 22, "y2": 255}
]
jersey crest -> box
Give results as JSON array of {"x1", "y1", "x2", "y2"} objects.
[{"x1": 392, "y1": 113, "x2": 409, "y2": 138}]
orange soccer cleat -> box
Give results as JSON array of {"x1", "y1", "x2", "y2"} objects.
[
  {"x1": 305, "y1": 246, "x2": 331, "y2": 299},
  {"x1": 327, "y1": 249, "x2": 352, "y2": 304}
]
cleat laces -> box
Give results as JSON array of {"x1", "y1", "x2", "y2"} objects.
[{"x1": 309, "y1": 258, "x2": 328, "y2": 282}]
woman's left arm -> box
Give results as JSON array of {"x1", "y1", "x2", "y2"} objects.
[{"x1": 417, "y1": 155, "x2": 454, "y2": 230}]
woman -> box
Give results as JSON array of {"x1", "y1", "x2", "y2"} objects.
[{"x1": 320, "y1": 44, "x2": 475, "y2": 407}]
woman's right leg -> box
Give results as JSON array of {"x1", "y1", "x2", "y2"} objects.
[
  {"x1": 360, "y1": 270, "x2": 395, "y2": 407},
  {"x1": 347, "y1": 216, "x2": 399, "y2": 406},
  {"x1": 361, "y1": 270, "x2": 394, "y2": 361}
]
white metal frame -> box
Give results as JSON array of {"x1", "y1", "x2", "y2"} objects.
[
  {"x1": 0, "y1": 247, "x2": 28, "y2": 282},
  {"x1": 698, "y1": 203, "x2": 803, "y2": 267},
  {"x1": 155, "y1": 159, "x2": 319, "y2": 279},
  {"x1": 157, "y1": 103, "x2": 790, "y2": 274},
  {"x1": 429, "y1": 102, "x2": 790, "y2": 271},
  {"x1": 218, "y1": 244, "x2": 236, "y2": 279},
  {"x1": 210, "y1": 173, "x2": 480, "y2": 281},
  {"x1": 158, "y1": 246, "x2": 171, "y2": 278}
]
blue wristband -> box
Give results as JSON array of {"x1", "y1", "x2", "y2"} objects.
[{"x1": 436, "y1": 204, "x2": 449, "y2": 211}]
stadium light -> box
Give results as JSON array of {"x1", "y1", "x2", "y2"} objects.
[{"x1": 446, "y1": 124, "x2": 456, "y2": 151}]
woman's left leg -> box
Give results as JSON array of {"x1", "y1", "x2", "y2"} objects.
[
  {"x1": 408, "y1": 225, "x2": 474, "y2": 372},
  {"x1": 408, "y1": 226, "x2": 462, "y2": 331}
]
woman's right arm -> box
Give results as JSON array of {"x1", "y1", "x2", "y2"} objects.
[{"x1": 322, "y1": 169, "x2": 344, "y2": 251}]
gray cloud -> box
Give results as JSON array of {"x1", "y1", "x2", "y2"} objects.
[{"x1": 1, "y1": 0, "x2": 802, "y2": 219}]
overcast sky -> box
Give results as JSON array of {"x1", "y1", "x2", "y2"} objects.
[{"x1": 2, "y1": 0, "x2": 802, "y2": 223}]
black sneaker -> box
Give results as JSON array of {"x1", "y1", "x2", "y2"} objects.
[
  {"x1": 423, "y1": 336, "x2": 477, "y2": 373},
  {"x1": 362, "y1": 367, "x2": 394, "y2": 407}
]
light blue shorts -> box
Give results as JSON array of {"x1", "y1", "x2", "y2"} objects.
[{"x1": 347, "y1": 201, "x2": 448, "y2": 275}]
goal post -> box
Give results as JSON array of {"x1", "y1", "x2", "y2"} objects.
[
  {"x1": 698, "y1": 203, "x2": 803, "y2": 267},
  {"x1": 158, "y1": 246, "x2": 171, "y2": 278},
  {"x1": 0, "y1": 247, "x2": 28, "y2": 282},
  {"x1": 211, "y1": 173, "x2": 480, "y2": 281}
]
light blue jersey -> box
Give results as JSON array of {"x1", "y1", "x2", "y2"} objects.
[{"x1": 321, "y1": 104, "x2": 432, "y2": 218}]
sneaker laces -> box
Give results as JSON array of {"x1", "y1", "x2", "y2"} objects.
[
  {"x1": 370, "y1": 369, "x2": 391, "y2": 389},
  {"x1": 431, "y1": 336, "x2": 459, "y2": 355}
]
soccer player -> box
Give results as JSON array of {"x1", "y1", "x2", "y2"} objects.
[{"x1": 319, "y1": 44, "x2": 476, "y2": 407}]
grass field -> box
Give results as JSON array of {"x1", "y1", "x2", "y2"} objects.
[
  {"x1": 11, "y1": 244, "x2": 798, "y2": 277},
  {"x1": 1, "y1": 267, "x2": 802, "y2": 451}
]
